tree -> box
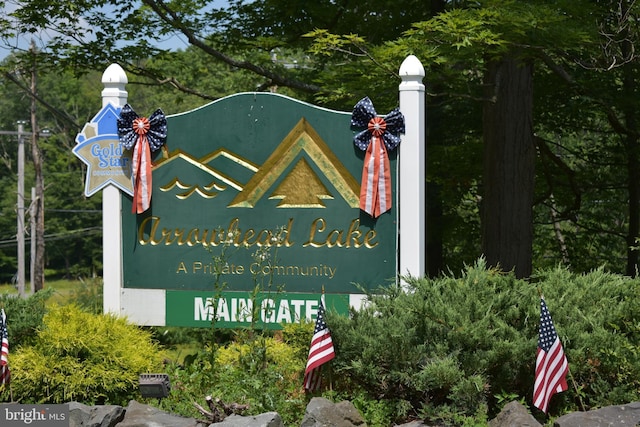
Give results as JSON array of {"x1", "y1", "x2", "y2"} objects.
[
  {"x1": 383, "y1": 3, "x2": 580, "y2": 277},
  {"x1": 386, "y1": 1, "x2": 640, "y2": 277},
  {"x1": 1, "y1": 0, "x2": 433, "y2": 104},
  {"x1": 3, "y1": 0, "x2": 640, "y2": 279},
  {"x1": 529, "y1": 1, "x2": 640, "y2": 275},
  {"x1": 482, "y1": 54, "x2": 535, "y2": 277},
  {"x1": 0, "y1": 0, "x2": 439, "y2": 283},
  {"x1": 29, "y1": 42, "x2": 45, "y2": 291}
]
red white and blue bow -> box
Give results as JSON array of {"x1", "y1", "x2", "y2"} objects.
[
  {"x1": 351, "y1": 97, "x2": 405, "y2": 218},
  {"x1": 117, "y1": 104, "x2": 167, "y2": 214}
]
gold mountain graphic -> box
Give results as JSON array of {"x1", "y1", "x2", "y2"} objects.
[
  {"x1": 154, "y1": 147, "x2": 257, "y2": 192},
  {"x1": 229, "y1": 118, "x2": 360, "y2": 208}
]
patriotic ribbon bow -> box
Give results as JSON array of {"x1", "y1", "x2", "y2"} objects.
[
  {"x1": 351, "y1": 97, "x2": 405, "y2": 218},
  {"x1": 117, "y1": 104, "x2": 167, "y2": 214}
]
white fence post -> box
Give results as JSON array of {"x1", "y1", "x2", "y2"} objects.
[
  {"x1": 101, "y1": 64, "x2": 127, "y2": 315},
  {"x1": 398, "y1": 55, "x2": 426, "y2": 281}
]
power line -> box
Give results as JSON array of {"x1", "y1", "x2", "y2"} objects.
[
  {"x1": 0, "y1": 226, "x2": 101, "y2": 249},
  {"x1": 46, "y1": 209, "x2": 101, "y2": 213}
]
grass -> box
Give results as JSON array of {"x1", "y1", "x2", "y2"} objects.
[
  {"x1": 44, "y1": 279, "x2": 89, "y2": 306},
  {"x1": 0, "y1": 284, "x2": 17, "y2": 295},
  {"x1": 0, "y1": 278, "x2": 89, "y2": 306}
]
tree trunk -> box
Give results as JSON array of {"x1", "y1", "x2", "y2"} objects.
[
  {"x1": 622, "y1": 33, "x2": 640, "y2": 276},
  {"x1": 427, "y1": 96, "x2": 443, "y2": 277},
  {"x1": 610, "y1": 0, "x2": 640, "y2": 276},
  {"x1": 30, "y1": 42, "x2": 45, "y2": 291},
  {"x1": 624, "y1": 125, "x2": 639, "y2": 277},
  {"x1": 426, "y1": 181, "x2": 443, "y2": 277},
  {"x1": 425, "y1": 0, "x2": 448, "y2": 277},
  {"x1": 481, "y1": 55, "x2": 535, "y2": 278}
]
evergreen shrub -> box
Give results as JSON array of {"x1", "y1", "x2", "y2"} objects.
[
  {"x1": 326, "y1": 259, "x2": 640, "y2": 424},
  {"x1": 3, "y1": 261, "x2": 633, "y2": 426},
  {"x1": 533, "y1": 266, "x2": 640, "y2": 409},
  {"x1": 0, "y1": 289, "x2": 51, "y2": 348},
  {"x1": 5, "y1": 304, "x2": 164, "y2": 404}
]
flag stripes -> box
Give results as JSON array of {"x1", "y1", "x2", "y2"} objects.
[
  {"x1": 533, "y1": 298, "x2": 568, "y2": 413},
  {"x1": 0, "y1": 308, "x2": 10, "y2": 386},
  {"x1": 303, "y1": 299, "x2": 335, "y2": 391}
]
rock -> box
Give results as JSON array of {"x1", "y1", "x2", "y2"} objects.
[
  {"x1": 208, "y1": 412, "x2": 284, "y2": 427},
  {"x1": 117, "y1": 400, "x2": 207, "y2": 427},
  {"x1": 301, "y1": 397, "x2": 367, "y2": 427},
  {"x1": 58, "y1": 399, "x2": 640, "y2": 427},
  {"x1": 553, "y1": 402, "x2": 640, "y2": 427},
  {"x1": 68, "y1": 401, "x2": 125, "y2": 427},
  {"x1": 393, "y1": 421, "x2": 431, "y2": 427},
  {"x1": 488, "y1": 401, "x2": 541, "y2": 427}
]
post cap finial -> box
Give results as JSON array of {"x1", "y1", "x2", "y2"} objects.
[
  {"x1": 102, "y1": 63, "x2": 128, "y2": 85},
  {"x1": 399, "y1": 55, "x2": 425, "y2": 80}
]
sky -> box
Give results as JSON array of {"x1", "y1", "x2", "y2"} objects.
[
  {"x1": 0, "y1": 31, "x2": 191, "y2": 61},
  {"x1": 0, "y1": 0, "x2": 228, "y2": 61}
]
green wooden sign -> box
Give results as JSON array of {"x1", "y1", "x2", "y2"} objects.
[{"x1": 120, "y1": 93, "x2": 397, "y2": 326}]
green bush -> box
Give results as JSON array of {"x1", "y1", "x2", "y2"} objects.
[
  {"x1": 159, "y1": 323, "x2": 313, "y2": 425},
  {"x1": 0, "y1": 289, "x2": 51, "y2": 348},
  {"x1": 533, "y1": 267, "x2": 640, "y2": 409},
  {"x1": 4, "y1": 304, "x2": 164, "y2": 404},
  {"x1": 326, "y1": 259, "x2": 640, "y2": 424},
  {"x1": 3, "y1": 261, "x2": 636, "y2": 426}
]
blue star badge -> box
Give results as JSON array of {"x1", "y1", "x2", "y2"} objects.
[{"x1": 72, "y1": 104, "x2": 134, "y2": 197}]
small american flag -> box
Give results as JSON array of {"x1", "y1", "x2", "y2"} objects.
[
  {"x1": 303, "y1": 298, "x2": 335, "y2": 391},
  {"x1": 0, "y1": 309, "x2": 10, "y2": 386},
  {"x1": 533, "y1": 298, "x2": 568, "y2": 413}
]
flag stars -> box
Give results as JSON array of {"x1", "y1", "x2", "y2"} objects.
[
  {"x1": 314, "y1": 313, "x2": 327, "y2": 333},
  {"x1": 538, "y1": 303, "x2": 559, "y2": 352}
]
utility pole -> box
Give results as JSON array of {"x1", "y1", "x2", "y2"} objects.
[
  {"x1": 0, "y1": 123, "x2": 50, "y2": 297},
  {"x1": 30, "y1": 186, "x2": 36, "y2": 294},
  {"x1": 17, "y1": 121, "x2": 26, "y2": 297},
  {"x1": 0, "y1": 122, "x2": 28, "y2": 297}
]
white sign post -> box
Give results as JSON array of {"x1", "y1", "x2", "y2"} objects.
[
  {"x1": 101, "y1": 64, "x2": 127, "y2": 316},
  {"x1": 399, "y1": 55, "x2": 426, "y2": 280}
]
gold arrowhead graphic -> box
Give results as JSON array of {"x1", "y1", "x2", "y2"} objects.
[
  {"x1": 269, "y1": 158, "x2": 333, "y2": 207},
  {"x1": 229, "y1": 118, "x2": 359, "y2": 208}
]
